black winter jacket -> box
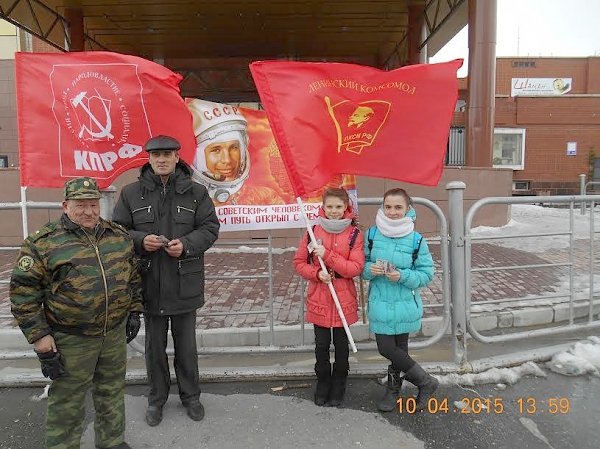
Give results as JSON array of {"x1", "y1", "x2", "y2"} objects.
[{"x1": 113, "y1": 161, "x2": 220, "y2": 316}]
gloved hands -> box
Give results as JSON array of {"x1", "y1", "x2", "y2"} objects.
[
  {"x1": 36, "y1": 350, "x2": 65, "y2": 380},
  {"x1": 126, "y1": 312, "x2": 141, "y2": 343}
]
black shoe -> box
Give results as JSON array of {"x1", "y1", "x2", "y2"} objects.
[
  {"x1": 97, "y1": 442, "x2": 132, "y2": 449},
  {"x1": 314, "y1": 360, "x2": 331, "y2": 406},
  {"x1": 376, "y1": 365, "x2": 403, "y2": 412},
  {"x1": 327, "y1": 363, "x2": 348, "y2": 407},
  {"x1": 404, "y1": 364, "x2": 439, "y2": 411},
  {"x1": 185, "y1": 401, "x2": 205, "y2": 421},
  {"x1": 145, "y1": 405, "x2": 163, "y2": 427}
]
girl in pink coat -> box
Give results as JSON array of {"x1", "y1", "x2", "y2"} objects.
[{"x1": 293, "y1": 188, "x2": 365, "y2": 407}]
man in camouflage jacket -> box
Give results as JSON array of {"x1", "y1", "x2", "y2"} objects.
[{"x1": 10, "y1": 177, "x2": 143, "y2": 449}]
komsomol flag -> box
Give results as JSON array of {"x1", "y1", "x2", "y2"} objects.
[
  {"x1": 250, "y1": 59, "x2": 462, "y2": 197},
  {"x1": 15, "y1": 51, "x2": 195, "y2": 188}
]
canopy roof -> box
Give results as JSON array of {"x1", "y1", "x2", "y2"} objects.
[{"x1": 1, "y1": 0, "x2": 466, "y2": 100}]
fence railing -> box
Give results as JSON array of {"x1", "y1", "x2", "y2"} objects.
[
  {"x1": 463, "y1": 193, "x2": 600, "y2": 350},
  {"x1": 1, "y1": 185, "x2": 599, "y2": 370}
]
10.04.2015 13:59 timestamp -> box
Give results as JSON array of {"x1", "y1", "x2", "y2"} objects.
[{"x1": 397, "y1": 397, "x2": 571, "y2": 415}]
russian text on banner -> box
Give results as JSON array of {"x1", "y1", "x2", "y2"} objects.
[
  {"x1": 15, "y1": 51, "x2": 195, "y2": 188},
  {"x1": 185, "y1": 98, "x2": 357, "y2": 232},
  {"x1": 249, "y1": 59, "x2": 462, "y2": 197}
]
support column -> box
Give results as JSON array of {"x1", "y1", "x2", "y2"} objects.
[
  {"x1": 65, "y1": 8, "x2": 84, "y2": 52},
  {"x1": 407, "y1": 4, "x2": 426, "y2": 65},
  {"x1": 466, "y1": 0, "x2": 496, "y2": 167},
  {"x1": 446, "y1": 181, "x2": 468, "y2": 368}
]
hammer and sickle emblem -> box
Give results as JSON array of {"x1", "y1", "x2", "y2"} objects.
[{"x1": 71, "y1": 89, "x2": 114, "y2": 140}]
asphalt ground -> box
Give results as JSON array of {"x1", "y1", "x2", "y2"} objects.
[{"x1": 0, "y1": 371, "x2": 598, "y2": 449}]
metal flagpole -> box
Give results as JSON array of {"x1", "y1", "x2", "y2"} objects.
[
  {"x1": 20, "y1": 186, "x2": 29, "y2": 239},
  {"x1": 296, "y1": 197, "x2": 357, "y2": 353}
]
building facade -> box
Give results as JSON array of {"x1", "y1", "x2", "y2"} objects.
[{"x1": 451, "y1": 57, "x2": 600, "y2": 196}]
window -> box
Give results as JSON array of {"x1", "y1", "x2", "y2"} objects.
[
  {"x1": 513, "y1": 180, "x2": 531, "y2": 191},
  {"x1": 0, "y1": 155, "x2": 8, "y2": 168},
  {"x1": 493, "y1": 129, "x2": 525, "y2": 170},
  {"x1": 511, "y1": 61, "x2": 536, "y2": 68}
]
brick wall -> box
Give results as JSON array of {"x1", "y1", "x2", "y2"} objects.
[
  {"x1": 31, "y1": 36, "x2": 61, "y2": 54},
  {"x1": 0, "y1": 60, "x2": 17, "y2": 167},
  {"x1": 454, "y1": 57, "x2": 600, "y2": 195}
]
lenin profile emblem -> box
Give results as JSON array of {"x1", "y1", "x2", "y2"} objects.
[{"x1": 325, "y1": 97, "x2": 391, "y2": 155}]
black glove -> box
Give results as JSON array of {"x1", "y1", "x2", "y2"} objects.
[
  {"x1": 126, "y1": 312, "x2": 141, "y2": 343},
  {"x1": 36, "y1": 350, "x2": 65, "y2": 380}
]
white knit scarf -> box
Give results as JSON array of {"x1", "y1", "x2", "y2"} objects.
[
  {"x1": 318, "y1": 216, "x2": 352, "y2": 234},
  {"x1": 375, "y1": 208, "x2": 414, "y2": 238}
]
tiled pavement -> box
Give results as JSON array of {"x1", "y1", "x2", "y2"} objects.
[{"x1": 1, "y1": 238, "x2": 596, "y2": 330}]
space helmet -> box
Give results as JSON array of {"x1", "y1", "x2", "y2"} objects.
[{"x1": 187, "y1": 99, "x2": 250, "y2": 203}]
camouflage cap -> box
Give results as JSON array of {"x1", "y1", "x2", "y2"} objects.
[{"x1": 64, "y1": 177, "x2": 101, "y2": 200}]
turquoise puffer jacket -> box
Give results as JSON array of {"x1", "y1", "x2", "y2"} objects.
[{"x1": 362, "y1": 213, "x2": 434, "y2": 335}]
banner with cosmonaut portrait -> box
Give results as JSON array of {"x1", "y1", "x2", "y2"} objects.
[
  {"x1": 15, "y1": 51, "x2": 195, "y2": 188},
  {"x1": 186, "y1": 99, "x2": 357, "y2": 232}
]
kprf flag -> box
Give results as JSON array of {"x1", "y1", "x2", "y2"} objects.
[
  {"x1": 15, "y1": 51, "x2": 195, "y2": 188},
  {"x1": 250, "y1": 60, "x2": 462, "y2": 197}
]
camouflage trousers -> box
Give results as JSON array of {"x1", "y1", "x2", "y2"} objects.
[{"x1": 47, "y1": 319, "x2": 127, "y2": 449}]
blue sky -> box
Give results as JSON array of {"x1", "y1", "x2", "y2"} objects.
[{"x1": 430, "y1": 0, "x2": 600, "y2": 76}]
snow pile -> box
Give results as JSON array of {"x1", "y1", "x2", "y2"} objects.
[
  {"x1": 547, "y1": 336, "x2": 600, "y2": 376},
  {"x1": 470, "y1": 204, "x2": 600, "y2": 252},
  {"x1": 207, "y1": 245, "x2": 297, "y2": 254},
  {"x1": 438, "y1": 361, "x2": 546, "y2": 386},
  {"x1": 30, "y1": 384, "x2": 50, "y2": 401}
]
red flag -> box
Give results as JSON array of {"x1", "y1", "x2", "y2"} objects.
[
  {"x1": 15, "y1": 51, "x2": 195, "y2": 188},
  {"x1": 249, "y1": 60, "x2": 462, "y2": 197}
]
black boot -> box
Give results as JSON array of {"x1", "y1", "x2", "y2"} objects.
[
  {"x1": 328, "y1": 363, "x2": 348, "y2": 407},
  {"x1": 145, "y1": 405, "x2": 163, "y2": 426},
  {"x1": 404, "y1": 364, "x2": 439, "y2": 410},
  {"x1": 376, "y1": 365, "x2": 403, "y2": 412},
  {"x1": 314, "y1": 360, "x2": 331, "y2": 406},
  {"x1": 97, "y1": 443, "x2": 132, "y2": 449}
]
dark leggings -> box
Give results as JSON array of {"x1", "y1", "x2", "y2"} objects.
[
  {"x1": 375, "y1": 333, "x2": 416, "y2": 373},
  {"x1": 314, "y1": 325, "x2": 350, "y2": 370}
]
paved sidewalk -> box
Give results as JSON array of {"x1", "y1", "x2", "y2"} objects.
[{"x1": 0, "y1": 238, "x2": 596, "y2": 331}]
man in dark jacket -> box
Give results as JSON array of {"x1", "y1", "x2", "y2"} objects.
[{"x1": 113, "y1": 135, "x2": 220, "y2": 427}]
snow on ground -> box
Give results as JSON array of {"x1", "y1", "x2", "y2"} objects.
[
  {"x1": 437, "y1": 361, "x2": 546, "y2": 386},
  {"x1": 207, "y1": 245, "x2": 297, "y2": 254},
  {"x1": 471, "y1": 204, "x2": 600, "y2": 252},
  {"x1": 433, "y1": 336, "x2": 600, "y2": 388},
  {"x1": 547, "y1": 336, "x2": 600, "y2": 376}
]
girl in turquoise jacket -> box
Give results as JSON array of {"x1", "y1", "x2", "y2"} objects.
[{"x1": 362, "y1": 188, "x2": 438, "y2": 412}]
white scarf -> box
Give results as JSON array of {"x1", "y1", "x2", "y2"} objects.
[
  {"x1": 375, "y1": 208, "x2": 414, "y2": 238},
  {"x1": 318, "y1": 216, "x2": 352, "y2": 234}
]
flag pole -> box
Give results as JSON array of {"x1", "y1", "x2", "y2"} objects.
[{"x1": 297, "y1": 197, "x2": 358, "y2": 353}]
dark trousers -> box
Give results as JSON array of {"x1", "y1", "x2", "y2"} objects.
[
  {"x1": 375, "y1": 333, "x2": 416, "y2": 373},
  {"x1": 144, "y1": 311, "x2": 200, "y2": 407},
  {"x1": 314, "y1": 325, "x2": 350, "y2": 372}
]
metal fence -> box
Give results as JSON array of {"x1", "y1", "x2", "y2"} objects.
[
  {"x1": 579, "y1": 173, "x2": 600, "y2": 215},
  {"x1": 464, "y1": 196, "x2": 600, "y2": 345},
  {"x1": 1, "y1": 185, "x2": 600, "y2": 370}
]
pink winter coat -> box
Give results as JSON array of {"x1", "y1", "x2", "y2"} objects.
[{"x1": 293, "y1": 208, "x2": 365, "y2": 328}]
